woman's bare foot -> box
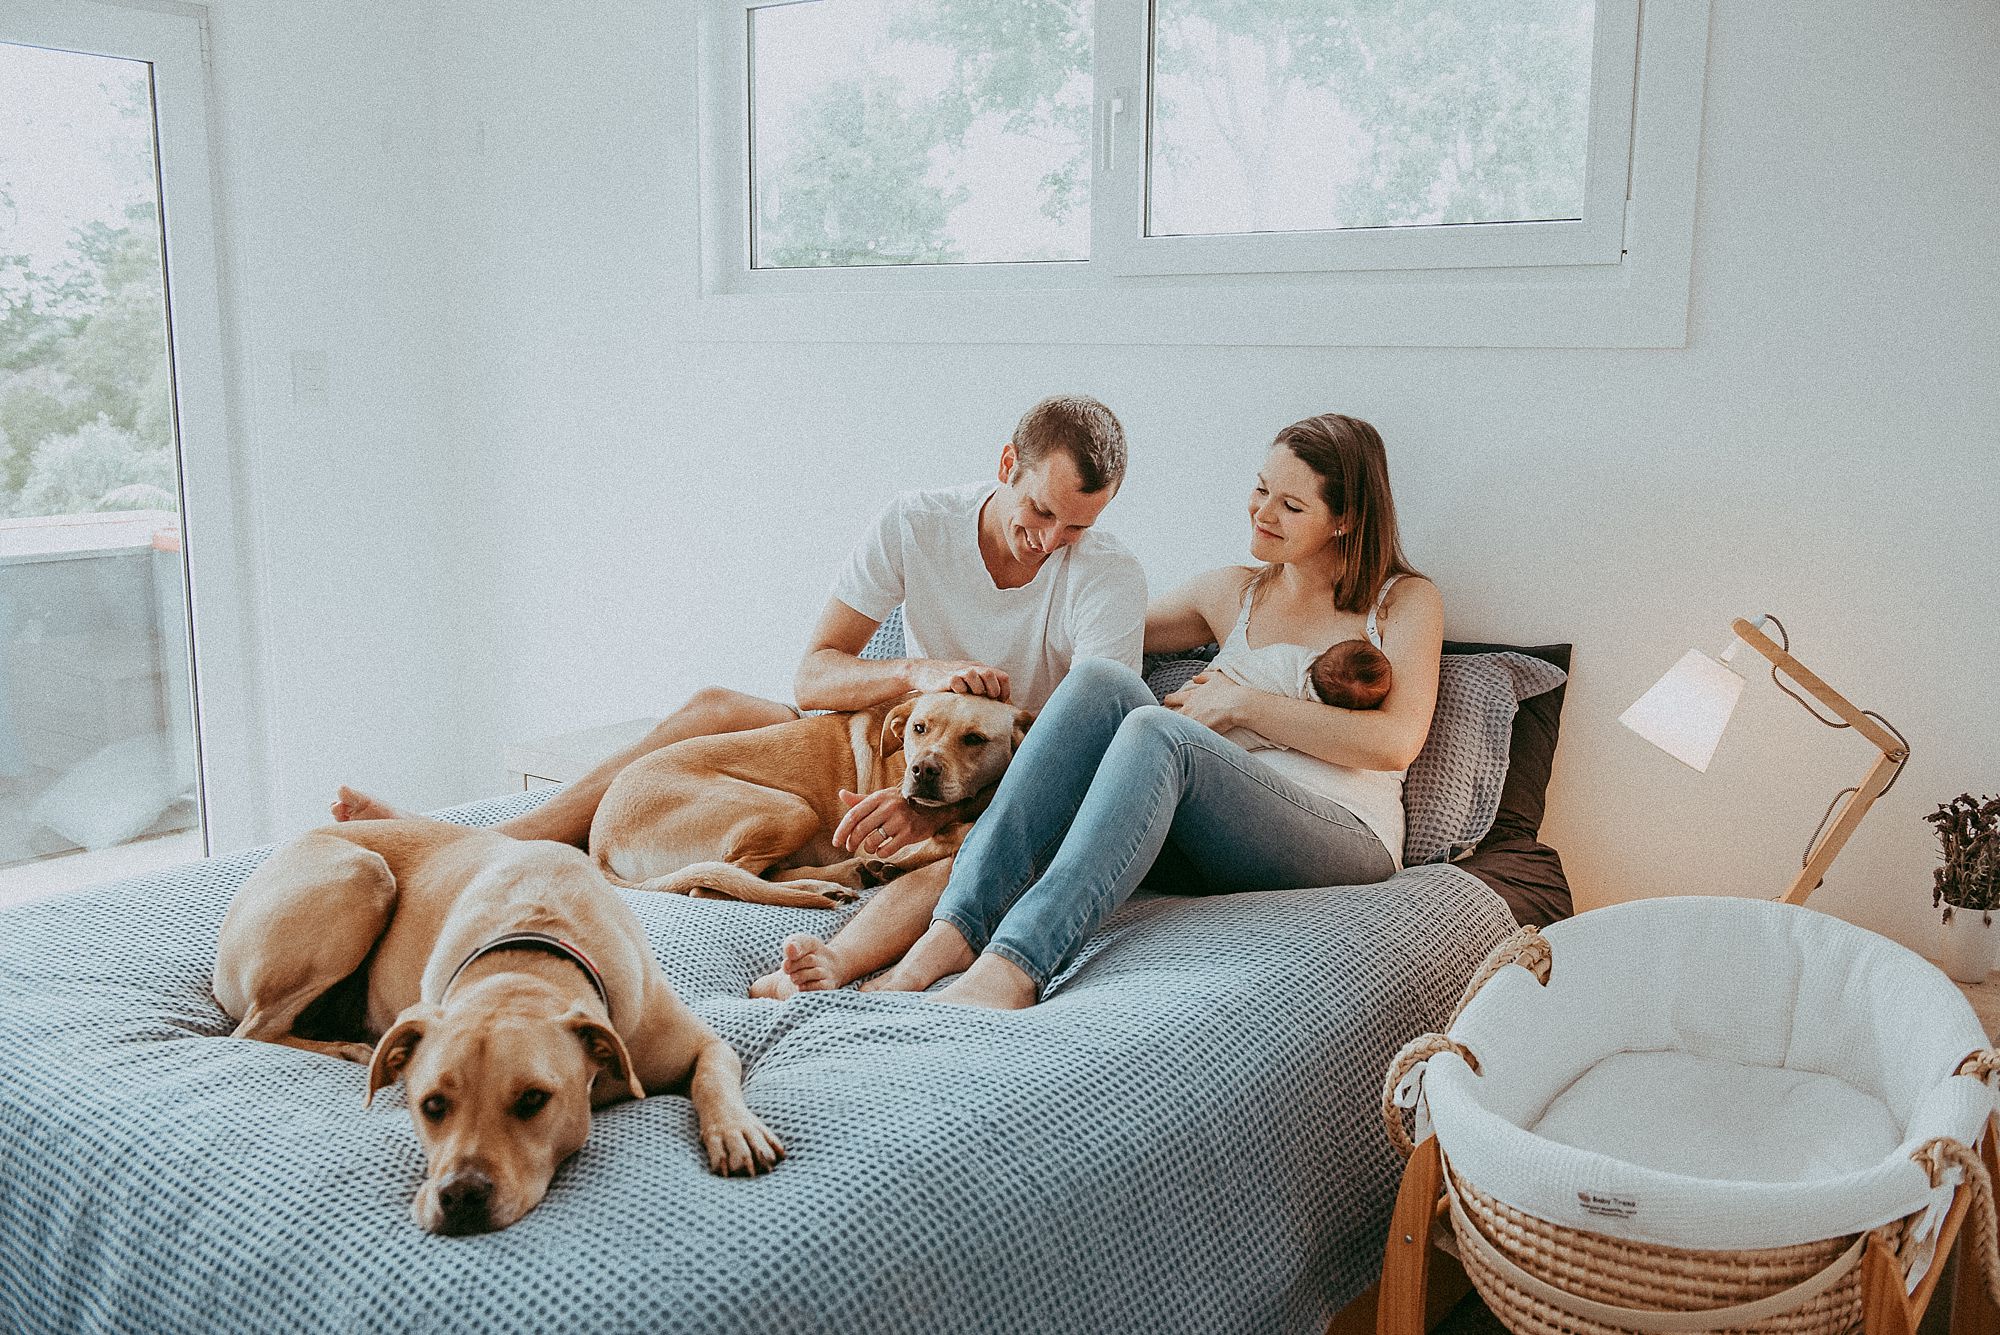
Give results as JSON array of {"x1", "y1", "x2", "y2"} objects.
[
  {"x1": 330, "y1": 786, "x2": 414, "y2": 823},
  {"x1": 859, "y1": 921, "x2": 975, "y2": 993},
  {"x1": 932, "y1": 954, "x2": 1038, "y2": 1010}
]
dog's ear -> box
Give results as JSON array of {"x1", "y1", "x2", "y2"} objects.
[
  {"x1": 365, "y1": 1006, "x2": 437, "y2": 1106},
  {"x1": 878, "y1": 698, "x2": 917, "y2": 756},
  {"x1": 569, "y1": 1012, "x2": 645, "y2": 1101},
  {"x1": 1011, "y1": 708, "x2": 1034, "y2": 750}
]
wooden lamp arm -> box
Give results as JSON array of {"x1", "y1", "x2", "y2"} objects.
[
  {"x1": 1731, "y1": 618, "x2": 1905, "y2": 755},
  {"x1": 1728, "y1": 618, "x2": 1911, "y2": 907},
  {"x1": 1780, "y1": 750, "x2": 1905, "y2": 906}
]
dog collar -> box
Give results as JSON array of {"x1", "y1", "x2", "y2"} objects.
[{"x1": 444, "y1": 931, "x2": 611, "y2": 1019}]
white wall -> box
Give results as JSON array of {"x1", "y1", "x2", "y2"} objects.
[
  {"x1": 199, "y1": 0, "x2": 473, "y2": 828},
  {"x1": 202, "y1": 1, "x2": 1998, "y2": 955}
]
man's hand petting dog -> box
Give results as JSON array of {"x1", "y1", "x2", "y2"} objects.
[
  {"x1": 834, "y1": 787, "x2": 953, "y2": 859},
  {"x1": 908, "y1": 658, "x2": 1012, "y2": 700}
]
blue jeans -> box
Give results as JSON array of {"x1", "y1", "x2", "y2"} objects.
[{"x1": 933, "y1": 658, "x2": 1397, "y2": 993}]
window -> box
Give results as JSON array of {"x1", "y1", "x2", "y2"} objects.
[
  {"x1": 690, "y1": 0, "x2": 1711, "y2": 345},
  {"x1": 1145, "y1": 2, "x2": 1598, "y2": 238},
  {"x1": 1104, "y1": 0, "x2": 1635, "y2": 274},
  {"x1": 747, "y1": 0, "x2": 1092, "y2": 268}
]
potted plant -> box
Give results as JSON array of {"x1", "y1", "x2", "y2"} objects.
[{"x1": 1929, "y1": 793, "x2": 2000, "y2": 983}]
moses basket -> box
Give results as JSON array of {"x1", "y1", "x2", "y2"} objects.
[{"x1": 1380, "y1": 896, "x2": 2000, "y2": 1335}]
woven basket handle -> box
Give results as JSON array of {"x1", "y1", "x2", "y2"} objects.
[
  {"x1": 1913, "y1": 1131, "x2": 2000, "y2": 1310},
  {"x1": 1381, "y1": 1034, "x2": 1477, "y2": 1158},
  {"x1": 1447, "y1": 925, "x2": 1551, "y2": 1029},
  {"x1": 1959, "y1": 1049, "x2": 2000, "y2": 1086},
  {"x1": 1382, "y1": 928, "x2": 1553, "y2": 1159}
]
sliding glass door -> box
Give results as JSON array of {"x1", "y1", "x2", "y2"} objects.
[{"x1": 0, "y1": 5, "x2": 257, "y2": 898}]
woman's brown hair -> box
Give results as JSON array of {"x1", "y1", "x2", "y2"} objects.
[{"x1": 1248, "y1": 413, "x2": 1420, "y2": 615}]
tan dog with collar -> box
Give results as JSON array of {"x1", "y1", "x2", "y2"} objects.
[
  {"x1": 212, "y1": 820, "x2": 781, "y2": 1235},
  {"x1": 587, "y1": 691, "x2": 1031, "y2": 907}
]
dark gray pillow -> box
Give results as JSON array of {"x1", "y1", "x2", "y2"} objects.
[
  {"x1": 1400, "y1": 653, "x2": 1567, "y2": 867},
  {"x1": 1141, "y1": 648, "x2": 1216, "y2": 702}
]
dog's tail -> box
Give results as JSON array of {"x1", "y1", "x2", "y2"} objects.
[
  {"x1": 593, "y1": 847, "x2": 706, "y2": 895},
  {"x1": 599, "y1": 858, "x2": 857, "y2": 909}
]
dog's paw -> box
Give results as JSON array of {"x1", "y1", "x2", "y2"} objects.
[
  {"x1": 858, "y1": 860, "x2": 904, "y2": 887},
  {"x1": 703, "y1": 1114, "x2": 787, "y2": 1177},
  {"x1": 789, "y1": 878, "x2": 860, "y2": 905}
]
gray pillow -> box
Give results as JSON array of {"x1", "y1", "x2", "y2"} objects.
[
  {"x1": 861, "y1": 606, "x2": 907, "y2": 662},
  {"x1": 1401, "y1": 653, "x2": 1568, "y2": 867},
  {"x1": 1141, "y1": 652, "x2": 1214, "y2": 702}
]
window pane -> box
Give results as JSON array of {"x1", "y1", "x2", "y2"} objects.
[
  {"x1": 750, "y1": 0, "x2": 1092, "y2": 268},
  {"x1": 1148, "y1": 0, "x2": 1595, "y2": 238},
  {"x1": 0, "y1": 42, "x2": 203, "y2": 896}
]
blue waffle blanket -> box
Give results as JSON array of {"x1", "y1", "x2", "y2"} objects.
[{"x1": 0, "y1": 789, "x2": 1513, "y2": 1334}]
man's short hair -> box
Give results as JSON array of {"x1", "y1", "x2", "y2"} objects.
[{"x1": 1011, "y1": 395, "x2": 1126, "y2": 494}]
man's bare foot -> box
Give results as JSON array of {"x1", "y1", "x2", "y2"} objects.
[
  {"x1": 330, "y1": 786, "x2": 413, "y2": 823},
  {"x1": 932, "y1": 954, "x2": 1038, "y2": 1010},
  {"x1": 860, "y1": 921, "x2": 975, "y2": 993}
]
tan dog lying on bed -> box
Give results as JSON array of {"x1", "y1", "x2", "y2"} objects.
[
  {"x1": 587, "y1": 691, "x2": 1030, "y2": 908},
  {"x1": 213, "y1": 822, "x2": 782, "y2": 1235}
]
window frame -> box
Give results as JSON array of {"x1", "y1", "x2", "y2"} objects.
[
  {"x1": 685, "y1": 0, "x2": 1713, "y2": 347},
  {"x1": 1, "y1": 1, "x2": 267, "y2": 852}
]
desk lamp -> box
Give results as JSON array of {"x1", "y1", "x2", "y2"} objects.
[{"x1": 1619, "y1": 615, "x2": 1910, "y2": 906}]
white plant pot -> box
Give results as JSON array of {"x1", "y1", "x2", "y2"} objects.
[{"x1": 1938, "y1": 904, "x2": 1998, "y2": 984}]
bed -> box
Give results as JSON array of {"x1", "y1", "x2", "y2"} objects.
[{"x1": 0, "y1": 637, "x2": 1572, "y2": 1334}]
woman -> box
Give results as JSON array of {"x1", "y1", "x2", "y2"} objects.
[{"x1": 872, "y1": 413, "x2": 1444, "y2": 1009}]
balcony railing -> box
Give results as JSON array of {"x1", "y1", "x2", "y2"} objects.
[{"x1": 0, "y1": 508, "x2": 198, "y2": 872}]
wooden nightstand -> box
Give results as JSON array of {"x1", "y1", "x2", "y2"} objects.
[
  {"x1": 502, "y1": 717, "x2": 662, "y2": 790},
  {"x1": 1955, "y1": 972, "x2": 2000, "y2": 1042}
]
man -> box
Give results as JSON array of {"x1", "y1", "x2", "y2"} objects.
[{"x1": 334, "y1": 394, "x2": 1146, "y2": 997}]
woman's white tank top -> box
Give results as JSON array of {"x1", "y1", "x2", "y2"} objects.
[{"x1": 1206, "y1": 576, "x2": 1407, "y2": 868}]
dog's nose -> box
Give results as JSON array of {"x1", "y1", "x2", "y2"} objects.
[
  {"x1": 911, "y1": 759, "x2": 941, "y2": 782},
  {"x1": 436, "y1": 1170, "x2": 495, "y2": 1235}
]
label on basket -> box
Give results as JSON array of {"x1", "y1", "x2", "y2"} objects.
[{"x1": 1575, "y1": 1190, "x2": 1640, "y2": 1220}]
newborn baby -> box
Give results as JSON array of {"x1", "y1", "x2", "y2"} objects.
[{"x1": 1215, "y1": 638, "x2": 1394, "y2": 752}]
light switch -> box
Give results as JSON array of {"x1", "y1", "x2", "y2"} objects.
[{"x1": 290, "y1": 350, "x2": 327, "y2": 402}]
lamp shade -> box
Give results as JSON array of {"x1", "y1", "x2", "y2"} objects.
[{"x1": 1619, "y1": 648, "x2": 1747, "y2": 773}]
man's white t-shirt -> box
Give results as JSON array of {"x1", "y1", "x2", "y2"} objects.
[{"x1": 830, "y1": 482, "x2": 1147, "y2": 711}]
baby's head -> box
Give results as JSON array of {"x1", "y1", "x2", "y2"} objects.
[{"x1": 1310, "y1": 639, "x2": 1393, "y2": 711}]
